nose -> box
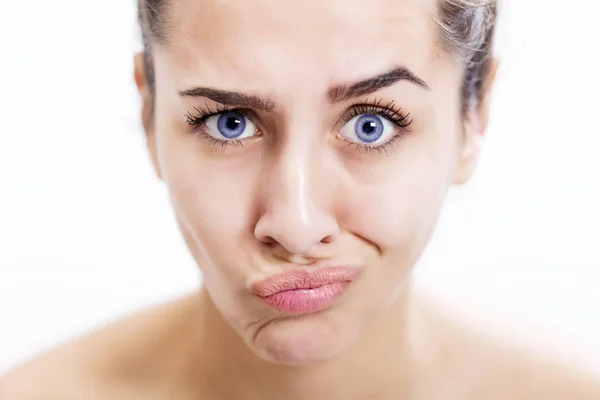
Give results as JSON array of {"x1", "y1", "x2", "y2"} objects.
[{"x1": 254, "y1": 146, "x2": 339, "y2": 256}]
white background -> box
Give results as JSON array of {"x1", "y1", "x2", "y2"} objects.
[{"x1": 1, "y1": 0, "x2": 599, "y2": 374}]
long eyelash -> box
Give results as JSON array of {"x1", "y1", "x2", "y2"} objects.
[
  {"x1": 339, "y1": 98, "x2": 412, "y2": 156},
  {"x1": 347, "y1": 98, "x2": 413, "y2": 130},
  {"x1": 184, "y1": 104, "x2": 250, "y2": 126},
  {"x1": 184, "y1": 99, "x2": 411, "y2": 153},
  {"x1": 184, "y1": 105, "x2": 254, "y2": 148},
  {"x1": 342, "y1": 135, "x2": 403, "y2": 156}
]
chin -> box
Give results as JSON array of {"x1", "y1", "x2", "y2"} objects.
[{"x1": 249, "y1": 312, "x2": 362, "y2": 367}]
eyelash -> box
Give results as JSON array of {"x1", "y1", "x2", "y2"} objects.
[
  {"x1": 185, "y1": 104, "x2": 256, "y2": 147},
  {"x1": 184, "y1": 99, "x2": 413, "y2": 153},
  {"x1": 339, "y1": 99, "x2": 412, "y2": 155}
]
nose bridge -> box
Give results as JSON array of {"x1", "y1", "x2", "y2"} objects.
[
  {"x1": 277, "y1": 148, "x2": 311, "y2": 225},
  {"x1": 255, "y1": 136, "x2": 338, "y2": 255}
]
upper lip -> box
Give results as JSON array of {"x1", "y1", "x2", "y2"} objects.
[{"x1": 249, "y1": 265, "x2": 362, "y2": 298}]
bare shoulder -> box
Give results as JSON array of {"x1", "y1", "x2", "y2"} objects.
[
  {"x1": 0, "y1": 294, "x2": 198, "y2": 400},
  {"x1": 519, "y1": 355, "x2": 600, "y2": 399},
  {"x1": 479, "y1": 333, "x2": 600, "y2": 399},
  {"x1": 415, "y1": 292, "x2": 600, "y2": 399}
]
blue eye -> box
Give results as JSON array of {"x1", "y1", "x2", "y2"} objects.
[
  {"x1": 205, "y1": 111, "x2": 257, "y2": 140},
  {"x1": 340, "y1": 114, "x2": 396, "y2": 146}
]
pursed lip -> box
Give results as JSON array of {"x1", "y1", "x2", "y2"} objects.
[
  {"x1": 248, "y1": 265, "x2": 362, "y2": 314},
  {"x1": 249, "y1": 266, "x2": 361, "y2": 298}
]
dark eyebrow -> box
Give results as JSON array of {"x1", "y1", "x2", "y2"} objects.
[
  {"x1": 178, "y1": 87, "x2": 276, "y2": 111},
  {"x1": 328, "y1": 66, "x2": 430, "y2": 103}
]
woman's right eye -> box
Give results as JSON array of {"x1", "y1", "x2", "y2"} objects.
[{"x1": 204, "y1": 111, "x2": 258, "y2": 141}]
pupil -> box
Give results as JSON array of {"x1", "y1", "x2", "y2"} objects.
[
  {"x1": 354, "y1": 114, "x2": 383, "y2": 144},
  {"x1": 226, "y1": 117, "x2": 240, "y2": 130},
  {"x1": 363, "y1": 121, "x2": 376, "y2": 135}
]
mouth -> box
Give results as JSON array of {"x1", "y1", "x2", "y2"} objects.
[{"x1": 249, "y1": 266, "x2": 361, "y2": 314}]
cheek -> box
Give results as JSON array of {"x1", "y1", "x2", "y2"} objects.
[
  {"x1": 157, "y1": 132, "x2": 259, "y2": 271},
  {"x1": 341, "y1": 139, "x2": 454, "y2": 254}
]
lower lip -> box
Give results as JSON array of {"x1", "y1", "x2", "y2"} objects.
[{"x1": 262, "y1": 282, "x2": 352, "y2": 314}]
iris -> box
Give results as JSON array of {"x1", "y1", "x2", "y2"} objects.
[
  {"x1": 354, "y1": 114, "x2": 384, "y2": 143},
  {"x1": 217, "y1": 112, "x2": 247, "y2": 139}
]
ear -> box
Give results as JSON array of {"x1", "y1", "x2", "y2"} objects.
[
  {"x1": 134, "y1": 52, "x2": 163, "y2": 181},
  {"x1": 454, "y1": 59, "x2": 499, "y2": 185}
]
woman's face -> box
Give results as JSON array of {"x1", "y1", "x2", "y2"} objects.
[{"x1": 137, "y1": 0, "x2": 484, "y2": 366}]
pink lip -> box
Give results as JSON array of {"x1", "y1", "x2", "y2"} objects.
[{"x1": 250, "y1": 267, "x2": 361, "y2": 314}]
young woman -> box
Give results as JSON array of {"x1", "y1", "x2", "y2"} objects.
[{"x1": 2, "y1": 0, "x2": 599, "y2": 398}]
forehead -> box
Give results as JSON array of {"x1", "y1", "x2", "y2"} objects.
[{"x1": 158, "y1": 0, "x2": 449, "y2": 96}]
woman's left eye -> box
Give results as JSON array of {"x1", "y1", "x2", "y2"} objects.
[{"x1": 339, "y1": 114, "x2": 396, "y2": 147}]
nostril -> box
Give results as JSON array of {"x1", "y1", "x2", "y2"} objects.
[
  {"x1": 262, "y1": 236, "x2": 277, "y2": 247},
  {"x1": 320, "y1": 235, "x2": 335, "y2": 244}
]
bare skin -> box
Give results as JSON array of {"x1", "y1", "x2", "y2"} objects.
[
  {"x1": 2, "y1": 0, "x2": 599, "y2": 398},
  {"x1": 2, "y1": 291, "x2": 599, "y2": 399}
]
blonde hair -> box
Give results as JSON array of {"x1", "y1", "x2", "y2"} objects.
[{"x1": 435, "y1": 0, "x2": 497, "y2": 112}]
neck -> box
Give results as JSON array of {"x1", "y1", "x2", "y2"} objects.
[{"x1": 189, "y1": 286, "x2": 420, "y2": 400}]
